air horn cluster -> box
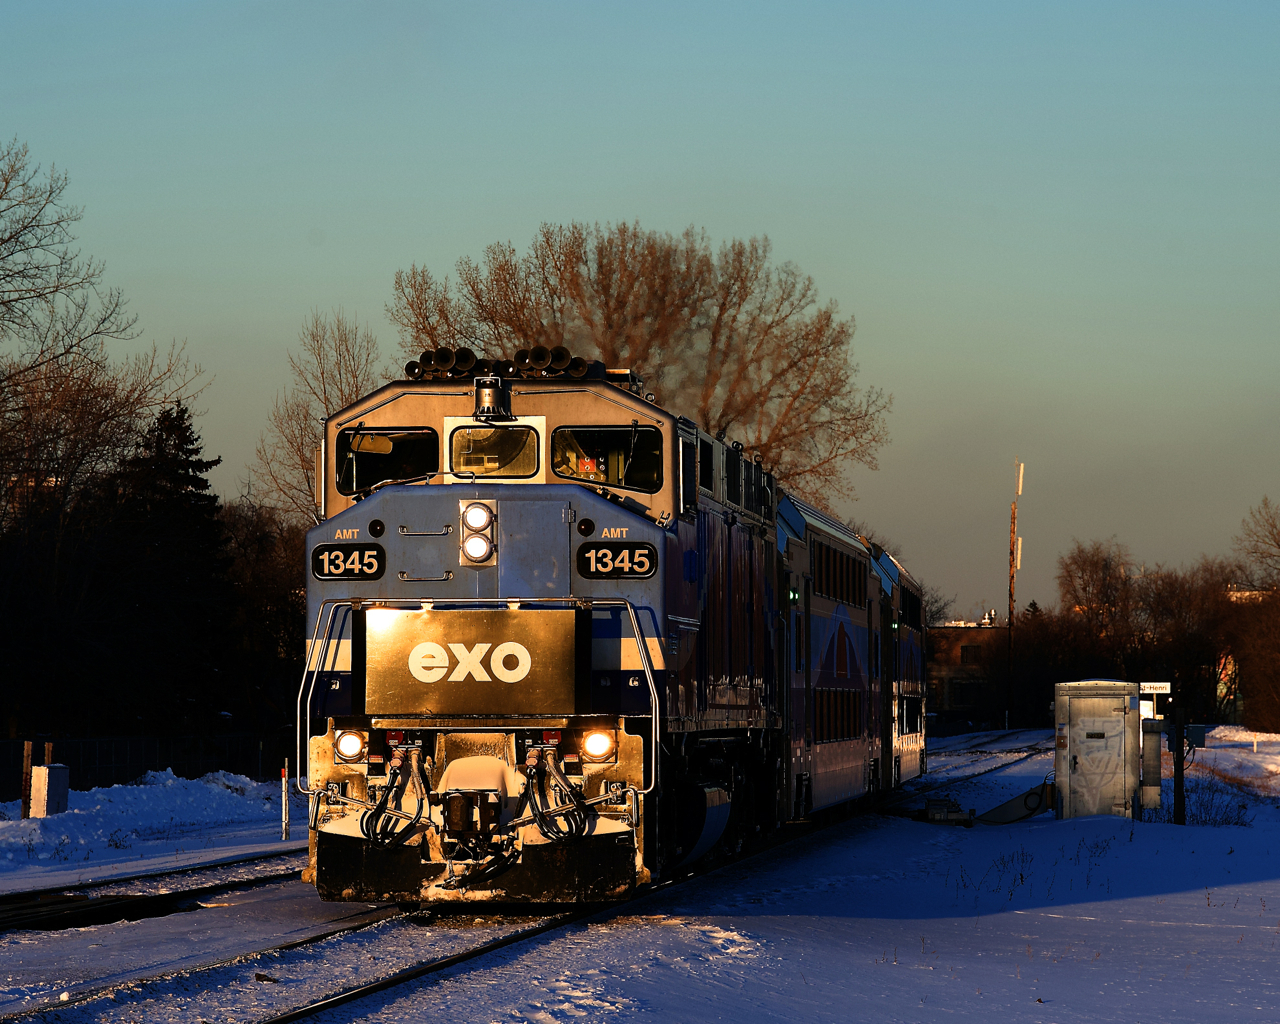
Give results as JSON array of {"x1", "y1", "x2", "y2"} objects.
[{"x1": 404, "y1": 345, "x2": 603, "y2": 381}]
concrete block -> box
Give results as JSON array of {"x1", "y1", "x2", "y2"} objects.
[{"x1": 31, "y1": 764, "x2": 69, "y2": 817}]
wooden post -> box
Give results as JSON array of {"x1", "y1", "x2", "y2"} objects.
[
  {"x1": 20, "y1": 741, "x2": 32, "y2": 819},
  {"x1": 44, "y1": 741, "x2": 53, "y2": 766},
  {"x1": 1173, "y1": 705, "x2": 1186, "y2": 826},
  {"x1": 282, "y1": 759, "x2": 290, "y2": 841}
]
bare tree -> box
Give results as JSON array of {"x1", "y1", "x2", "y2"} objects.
[
  {"x1": 1235, "y1": 496, "x2": 1280, "y2": 588},
  {"x1": 0, "y1": 338, "x2": 203, "y2": 538},
  {"x1": 679, "y1": 237, "x2": 888, "y2": 504},
  {"x1": 923, "y1": 584, "x2": 957, "y2": 627},
  {"x1": 0, "y1": 139, "x2": 137, "y2": 374},
  {"x1": 253, "y1": 310, "x2": 383, "y2": 525},
  {"x1": 1056, "y1": 538, "x2": 1135, "y2": 649},
  {"x1": 387, "y1": 263, "x2": 481, "y2": 355},
  {"x1": 1133, "y1": 558, "x2": 1236, "y2": 719},
  {"x1": 387, "y1": 222, "x2": 890, "y2": 508},
  {"x1": 1231, "y1": 591, "x2": 1280, "y2": 731}
]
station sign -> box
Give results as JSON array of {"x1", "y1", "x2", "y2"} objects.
[{"x1": 1140, "y1": 681, "x2": 1172, "y2": 694}]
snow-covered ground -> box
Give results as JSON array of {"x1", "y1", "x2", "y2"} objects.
[
  {"x1": 7, "y1": 727, "x2": 1280, "y2": 1022},
  {"x1": 304, "y1": 727, "x2": 1280, "y2": 1024},
  {"x1": 0, "y1": 879, "x2": 400, "y2": 1017},
  {"x1": 0, "y1": 770, "x2": 307, "y2": 894}
]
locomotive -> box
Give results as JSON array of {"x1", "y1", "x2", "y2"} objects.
[{"x1": 297, "y1": 345, "x2": 924, "y2": 903}]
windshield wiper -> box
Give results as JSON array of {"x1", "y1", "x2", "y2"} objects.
[
  {"x1": 359, "y1": 471, "x2": 438, "y2": 498},
  {"x1": 620, "y1": 419, "x2": 638, "y2": 486}
]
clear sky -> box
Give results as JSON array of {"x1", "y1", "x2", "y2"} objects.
[{"x1": 4, "y1": 1, "x2": 1277, "y2": 614}]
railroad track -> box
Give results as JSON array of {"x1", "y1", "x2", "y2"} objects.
[
  {"x1": 6, "y1": 744, "x2": 1050, "y2": 1021},
  {"x1": 7, "y1": 814, "x2": 809, "y2": 1022},
  {"x1": 257, "y1": 908, "x2": 589, "y2": 1024},
  {"x1": 0, "y1": 849, "x2": 307, "y2": 933},
  {"x1": 255, "y1": 858, "x2": 766, "y2": 1024},
  {"x1": 0, "y1": 866, "x2": 304, "y2": 933},
  {"x1": 1, "y1": 882, "x2": 404, "y2": 1021},
  {"x1": 255, "y1": 769, "x2": 1025, "y2": 1024},
  {"x1": 1, "y1": 845, "x2": 307, "y2": 902},
  {"x1": 887, "y1": 741, "x2": 1056, "y2": 809}
]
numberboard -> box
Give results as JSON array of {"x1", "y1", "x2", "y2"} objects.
[
  {"x1": 312, "y1": 543, "x2": 387, "y2": 580},
  {"x1": 576, "y1": 542, "x2": 657, "y2": 580}
]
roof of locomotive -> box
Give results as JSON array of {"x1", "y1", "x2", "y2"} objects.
[{"x1": 324, "y1": 366, "x2": 672, "y2": 432}]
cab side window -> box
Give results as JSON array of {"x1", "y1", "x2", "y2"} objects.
[{"x1": 336, "y1": 428, "x2": 439, "y2": 494}]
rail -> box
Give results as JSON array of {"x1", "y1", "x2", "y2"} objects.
[{"x1": 296, "y1": 596, "x2": 661, "y2": 798}]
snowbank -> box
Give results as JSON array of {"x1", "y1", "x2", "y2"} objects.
[{"x1": 0, "y1": 770, "x2": 307, "y2": 890}]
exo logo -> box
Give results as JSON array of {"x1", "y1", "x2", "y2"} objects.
[{"x1": 407, "y1": 641, "x2": 532, "y2": 684}]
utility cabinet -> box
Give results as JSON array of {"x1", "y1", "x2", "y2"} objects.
[{"x1": 1054, "y1": 680, "x2": 1141, "y2": 820}]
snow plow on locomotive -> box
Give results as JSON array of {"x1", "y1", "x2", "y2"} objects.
[{"x1": 297, "y1": 346, "x2": 924, "y2": 903}]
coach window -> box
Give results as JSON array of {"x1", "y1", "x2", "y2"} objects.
[
  {"x1": 900, "y1": 695, "x2": 923, "y2": 734},
  {"x1": 336, "y1": 427, "x2": 439, "y2": 494},
  {"x1": 550, "y1": 425, "x2": 663, "y2": 492},
  {"x1": 450, "y1": 425, "x2": 539, "y2": 478}
]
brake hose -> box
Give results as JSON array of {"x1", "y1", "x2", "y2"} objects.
[
  {"x1": 363, "y1": 749, "x2": 427, "y2": 848},
  {"x1": 547, "y1": 756, "x2": 592, "y2": 838},
  {"x1": 523, "y1": 757, "x2": 590, "y2": 842},
  {"x1": 360, "y1": 760, "x2": 400, "y2": 843}
]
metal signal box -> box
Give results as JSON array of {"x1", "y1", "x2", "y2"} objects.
[
  {"x1": 1141, "y1": 718, "x2": 1164, "y2": 809},
  {"x1": 1053, "y1": 680, "x2": 1141, "y2": 820}
]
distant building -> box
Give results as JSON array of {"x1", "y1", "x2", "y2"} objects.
[{"x1": 926, "y1": 613, "x2": 1006, "y2": 733}]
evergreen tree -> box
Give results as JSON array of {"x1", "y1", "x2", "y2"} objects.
[{"x1": 101, "y1": 404, "x2": 230, "y2": 731}]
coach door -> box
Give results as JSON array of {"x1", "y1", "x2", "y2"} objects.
[
  {"x1": 790, "y1": 569, "x2": 813, "y2": 817},
  {"x1": 879, "y1": 600, "x2": 893, "y2": 791}
]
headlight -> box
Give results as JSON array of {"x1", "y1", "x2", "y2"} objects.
[
  {"x1": 463, "y1": 502, "x2": 493, "y2": 531},
  {"x1": 463, "y1": 533, "x2": 493, "y2": 562},
  {"x1": 583, "y1": 731, "x2": 614, "y2": 760},
  {"x1": 335, "y1": 731, "x2": 366, "y2": 762}
]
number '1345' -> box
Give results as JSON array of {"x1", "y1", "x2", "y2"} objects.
[
  {"x1": 576, "y1": 542, "x2": 657, "y2": 579},
  {"x1": 311, "y1": 543, "x2": 386, "y2": 580}
]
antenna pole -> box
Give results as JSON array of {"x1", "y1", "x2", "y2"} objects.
[{"x1": 1007, "y1": 461, "x2": 1023, "y2": 728}]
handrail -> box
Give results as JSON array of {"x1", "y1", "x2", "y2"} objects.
[
  {"x1": 398, "y1": 523, "x2": 453, "y2": 536},
  {"x1": 295, "y1": 600, "x2": 348, "y2": 794},
  {"x1": 295, "y1": 595, "x2": 662, "y2": 798}
]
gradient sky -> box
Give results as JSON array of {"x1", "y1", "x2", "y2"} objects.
[{"x1": 4, "y1": 2, "x2": 1277, "y2": 615}]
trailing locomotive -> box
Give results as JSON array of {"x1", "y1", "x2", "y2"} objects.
[{"x1": 297, "y1": 345, "x2": 924, "y2": 903}]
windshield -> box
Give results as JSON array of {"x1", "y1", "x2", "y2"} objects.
[
  {"x1": 336, "y1": 428, "x2": 439, "y2": 494},
  {"x1": 449, "y1": 426, "x2": 539, "y2": 478},
  {"x1": 551, "y1": 425, "x2": 663, "y2": 493}
]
